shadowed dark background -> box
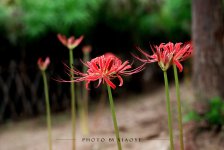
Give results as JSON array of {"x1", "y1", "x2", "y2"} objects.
[{"x1": 0, "y1": 0, "x2": 191, "y2": 122}]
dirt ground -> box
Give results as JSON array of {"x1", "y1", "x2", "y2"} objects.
[{"x1": 0, "y1": 83, "x2": 223, "y2": 150}]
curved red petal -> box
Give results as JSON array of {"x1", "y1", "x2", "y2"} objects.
[
  {"x1": 85, "y1": 81, "x2": 91, "y2": 90},
  {"x1": 104, "y1": 77, "x2": 116, "y2": 89},
  {"x1": 117, "y1": 75, "x2": 123, "y2": 87},
  {"x1": 95, "y1": 79, "x2": 102, "y2": 88},
  {"x1": 73, "y1": 36, "x2": 84, "y2": 47},
  {"x1": 57, "y1": 34, "x2": 68, "y2": 46},
  {"x1": 174, "y1": 60, "x2": 183, "y2": 72}
]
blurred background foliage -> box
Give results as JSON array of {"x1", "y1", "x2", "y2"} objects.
[
  {"x1": 184, "y1": 97, "x2": 224, "y2": 127},
  {"x1": 0, "y1": 0, "x2": 191, "y2": 45},
  {"x1": 0, "y1": 0, "x2": 192, "y2": 121},
  {"x1": 0, "y1": 0, "x2": 103, "y2": 43}
]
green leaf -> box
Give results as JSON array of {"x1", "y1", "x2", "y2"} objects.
[{"x1": 183, "y1": 111, "x2": 201, "y2": 123}]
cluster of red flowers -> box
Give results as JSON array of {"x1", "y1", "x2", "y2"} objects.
[
  {"x1": 133, "y1": 42, "x2": 192, "y2": 72},
  {"x1": 63, "y1": 54, "x2": 145, "y2": 89},
  {"x1": 38, "y1": 34, "x2": 192, "y2": 89}
]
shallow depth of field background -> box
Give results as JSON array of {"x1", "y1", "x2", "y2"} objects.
[
  {"x1": 0, "y1": 0, "x2": 223, "y2": 150},
  {"x1": 0, "y1": 0, "x2": 191, "y2": 119}
]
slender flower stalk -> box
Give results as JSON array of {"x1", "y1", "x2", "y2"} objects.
[
  {"x1": 38, "y1": 57, "x2": 52, "y2": 150},
  {"x1": 107, "y1": 84, "x2": 122, "y2": 150},
  {"x1": 76, "y1": 82, "x2": 87, "y2": 134},
  {"x1": 132, "y1": 43, "x2": 176, "y2": 149},
  {"x1": 80, "y1": 45, "x2": 92, "y2": 135},
  {"x1": 93, "y1": 53, "x2": 116, "y2": 127},
  {"x1": 173, "y1": 65, "x2": 184, "y2": 150},
  {"x1": 172, "y1": 42, "x2": 192, "y2": 150},
  {"x1": 59, "y1": 54, "x2": 144, "y2": 150},
  {"x1": 57, "y1": 33, "x2": 84, "y2": 150},
  {"x1": 69, "y1": 49, "x2": 76, "y2": 150},
  {"x1": 163, "y1": 71, "x2": 174, "y2": 150},
  {"x1": 133, "y1": 42, "x2": 192, "y2": 150},
  {"x1": 42, "y1": 71, "x2": 52, "y2": 150}
]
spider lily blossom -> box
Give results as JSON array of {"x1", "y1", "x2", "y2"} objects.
[
  {"x1": 133, "y1": 42, "x2": 192, "y2": 72},
  {"x1": 104, "y1": 52, "x2": 117, "y2": 59},
  {"x1": 173, "y1": 42, "x2": 192, "y2": 72},
  {"x1": 62, "y1": 54, "x2": 145, "y2": 90},
  {"x1": 82, "y1": 45, "x2": 92, "y2": 54},
  {"x1": 37, "y1": 56, "x2": 52, "y2": 150},
  {"x1": 57, "y1": 34, "x2": 84, "y2": 50},
  {"x1": 38, "y1": 57, "x2": 50, "y2": 71}
]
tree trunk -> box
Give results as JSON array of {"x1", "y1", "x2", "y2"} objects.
[{"x1": 192, "y1": 0, "x2": 224, "y2": 100}]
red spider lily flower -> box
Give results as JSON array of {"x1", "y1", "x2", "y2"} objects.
[
  {"x1": 57, "y1": 34, "x2": 84, "y2": 50},
  {"x1": 133, "y1": 42, "x2": 192, "y2": 72},
  {"x1": 82, "y1": 45, "x2": 92, "y2": 54},
  {"x1": 104, "y1": 52, "x2": 116, "y2": 58},
  {"x1": 62, "y1": 54, "x2": 145, "y2": 90},
  {"x1": 173, "y1": 42, "x2": 192, "y2": 72},
  {"x1": 37, "y1": 57, "x2": 50, "y2": 71}
]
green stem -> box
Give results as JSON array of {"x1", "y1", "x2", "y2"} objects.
[
  {"x1": 69, "y1": 49, "x2": 76, "y2": 150},
  {"x1": 77, "y1": 82, "x2": 89, "y2": 135},
  {"x1": 106, "y1": 85, "x2": 122, "y2": 150},
  {"x1": 81, "y1": 52, "x2": 89, "y2": 135},
  {"x1": 163, "y1": 71, "x2": 174, "y2": 150},
  {"x1": 42, "y1": 71, "x2": 52, "y2": 150},
  {"x1": 173, "y1": 65, "x2": 184, "y2": 150}
]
